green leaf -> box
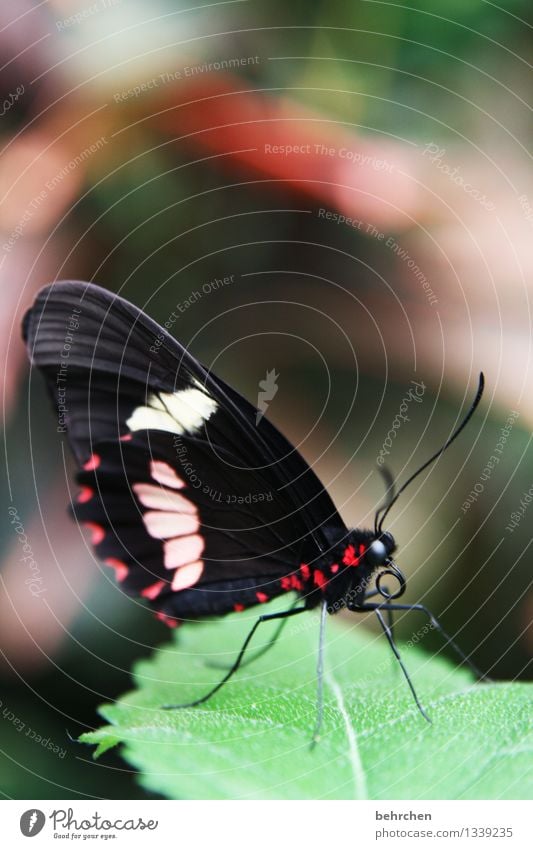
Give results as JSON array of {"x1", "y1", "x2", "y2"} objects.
[{"x1": 80, "y1": 599, "x2": 533, "y2": 799}]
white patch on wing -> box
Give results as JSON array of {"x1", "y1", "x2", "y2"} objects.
[
  {"x1": 164, "y1": 534, "x2": 204, "y2": 569},
  {"x1": 144, "y1": 510, "x2": 199, "y2": 539},
  {"x1": 149, "y1": 460, "x2": 185, "y2": 489},
  {"x1": 135, "y1": 462, "x2": 206, "y2": 594},
  {"x1": 133, "y1": 483, "x2": 197, "y2": 513},
  {"x1": 171, "y1": 561, "x2": 204, "y2": 591},
  {"x1": 126, "y1": 388, "x2": 217, "y2": 436}
]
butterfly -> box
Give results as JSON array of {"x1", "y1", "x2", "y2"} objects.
[{"x1": 23, "y1": 281, "x2": 485, "y2": 739}]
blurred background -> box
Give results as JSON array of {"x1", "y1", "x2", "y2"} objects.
[{"x1": 1, "y1": 0, "x2": 532, "y2": 798}]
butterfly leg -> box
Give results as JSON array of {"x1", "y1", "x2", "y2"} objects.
[
  {"x1": 311, "y1": 599, "x2": 328, "y2": 748},
  {"x1": 363, "y1": 586, "x2": 395, "y2": 642},
  {"x1": 162, "y1": 605, "x2": 307, "y2": 710},
  {"x1": 205, "y1": 597, "x2": 300, "y2": 671},
  {"x1": 355, "y1": 602, "x2": 431, "y2": 722},
  {"x1": 367, "y1": 601, "x2": 487, "y2": 681}
]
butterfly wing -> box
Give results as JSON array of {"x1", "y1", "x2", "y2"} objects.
[{"x1": 23, "y1": 281, "x2": 346, "y2": 622}]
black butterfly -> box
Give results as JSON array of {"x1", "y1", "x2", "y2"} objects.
[{"x1": 23, "y1": 281, "x2": 485, "y2": 740}]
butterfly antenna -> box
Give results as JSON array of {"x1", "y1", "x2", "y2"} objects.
[
  {"x1": 377, "y1": 373, "x2": 485, "y2": 534},
  {"x1": 374, "y1": 465, "x2": 396, "y2": 535}
]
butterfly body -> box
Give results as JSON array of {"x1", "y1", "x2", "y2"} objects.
[{"x1": 23, "y1": 282, "x2": 399, "y2": 624}]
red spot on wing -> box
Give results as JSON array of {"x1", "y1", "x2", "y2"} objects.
[
  {"x1": 313, "y1": 569, "x2": 327, "y2": 589},
  {"x1": 141, "y1": 580, "x2": 167, "y2": 600},
  {"x1": 300, "y1": 563, "x2": 311, "y2": 580},
  {"x1": 84, "y1": 522, "x2": 105, "y2": 545},
  {"x1": 155, "y1": 611, "x2": 180, "y2": 628},
  {"x1": 104, "y1": 557, "x2": 128, "y2": 582},
  {"x1": 281, "y1": 574, "x2": 303, "y2": 591},
  {"x1": 256, "y1": 591, "x2": 268, "y2": 603},
  {"x1": 120, "y1": 433, "x2": 133, "y2": 442},
  {"x1": 330, "y1": 563, "x2": 339, "y2": 573},
  {"x1": 77, "y1": 486, "x2": 94, "y2": 504},
  {"x1": 83, "y1": 453, "x2": 101, "y2": 471},
  {"x1": 233, "y1": 603, "x2": 245, "y2": 612}
]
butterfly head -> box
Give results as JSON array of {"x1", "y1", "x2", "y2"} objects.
[
  {"x1": 364, "y1": 530, "x2": 406, "y2": 600},
  {"x1": 365, "y1": 530, "x2": 396, "y2": 568},
  {"x1": 332, "y1": 529, "x2": 404, "y2": 610}
]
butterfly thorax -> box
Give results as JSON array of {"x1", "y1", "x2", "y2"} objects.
[{"x1": 301, "y1": 527, "x2": 395, "y2": 613}]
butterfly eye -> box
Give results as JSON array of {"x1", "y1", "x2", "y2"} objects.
[
  {"x1": 366, "y1": 539, "x2": 388, "y2": 566},
  {"x1": 380, "y1": 531, "x2": 395, "y2": 551}
]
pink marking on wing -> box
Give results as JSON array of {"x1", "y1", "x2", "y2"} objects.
[
  {"x1": 256, "y1": 591, "x2": 268, "y2": 603},
  {"x1": 83, "y1": 453, "x2": 101, "y2": 471},
  {"x1": 143, "y1": 510, "x2": 199, "y2": 540},
  {"x1": 104, "y1": 558, "x2": 128, "y2": 582},
  {"x1": 133, "y1": 483, "x2": 196, "y2": 513},
  {"x1": 77, "y1": 486, "x2": 94, "y2": 504},
  {"x1": 84, "y1": 522, "x2": 105, "y2": 545},
  {"x1": 120, "y1": 433, "x2": 133, "y2": 442},
  {"x1": 150, "y1": 460, "x2": 185, "y2": 489},
  {"x1": 141, "y1": 580, "x2": 167, "y2": 600},
  {"x1": 171, "y1": 560, "x2": 204, "y2": 591},
  {"x1": 164, "y1": 534, "x2": 204, "y2": 569}
]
